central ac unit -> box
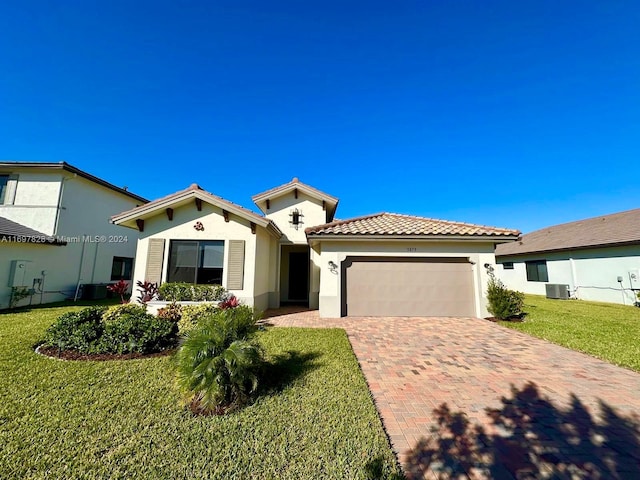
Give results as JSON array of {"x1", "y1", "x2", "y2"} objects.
[{"x1": 546, "y1": 284, "x2": 569, "y2": 300}]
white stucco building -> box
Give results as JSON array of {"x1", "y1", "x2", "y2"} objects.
[
  {"x1": 495, "y1": 208, "x2": 640, "y2": 305},
  {"x1": 0, "y1": 162, "x2": 147, "y2": 308},
  {"x1": 112, "y1": 178, "x2": 519, "y2": 318}
]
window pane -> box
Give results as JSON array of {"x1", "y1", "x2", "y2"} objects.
[
  {"x1": 537, "y1": 262, "x2": 549, "y2": 282},
  {"x1": 111, "y1": 257, "x2": 134, "y2": 280},
  {"x1": 525, "y1": 260, "x2": 548, "y2": 282},
  {"x1": 171, "y1": 242, "x2": 198, "y2": 266},
  {"x1": 198, "y1": 241, "x2": 224, "y2": 285},
  {"x1": 168, "y1": 241, "x2": 198, "y2": 283},
  {"x1": 122, "y1": 258, "x2": 133, "y2": 280},
  {"x1": 197, "y1": 267, "x2": 223, "y2": 285},
  {"x1": 111, "y1": 258, "x2": 123, "y2": 280},
  {"x1": 0, "y1": 175, "x2": 8, "y2": 204},
  {"x1": 200, "y1": 241, "x2": 224, "y2": 268},
  {"x1": 525, "y1": 262, "x2": 537, "y2": 281}
]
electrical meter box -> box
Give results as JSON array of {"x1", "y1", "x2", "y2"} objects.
[
  {"x1": 629, "y1": 270, "x2": 640, "y2": 289},
  {"x1": 9, "y1": 260, "x2": 33, "y2": 287}
]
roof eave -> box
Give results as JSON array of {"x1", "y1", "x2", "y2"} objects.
[
  {"x1": 252, "y1": 183, "x2": 339, "y2": 208},
  {"x1": 496, "y1": 239, "x2": 640, "y2": 258},
  {"x1": 307, "y1": 234, "x2": 521, "y2": 243},
  {"x1": 0, "y1": 161, "x2": 148, "y2": 203},
  {"x1": 111, "y1": 189, "x2": 283, "y2": 238}
]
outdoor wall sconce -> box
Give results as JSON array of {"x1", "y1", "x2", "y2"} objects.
[
  {"x1": 289, "y1": 208, "x2": 303, "y2": 230},
  {"x1": 484, "y1": 263, "x2": 495, "y2": 277},
  {"x1": 194, "y1": 221, "x2": 204, "y2": 231}
]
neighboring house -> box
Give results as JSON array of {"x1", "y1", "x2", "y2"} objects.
[
  {"x1": 495, "y1": 208, "x2": 640, "y2": 305},
  {"x1": 0, "y1": 162, "x2": 147, "y2": 308},
  {"x1": 112, "y1": 178, "x2": 519, "y2": 318}
]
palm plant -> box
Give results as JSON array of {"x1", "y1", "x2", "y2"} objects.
[{"x1": 175, "y1": 308, "x2": 263, "y2": 414}]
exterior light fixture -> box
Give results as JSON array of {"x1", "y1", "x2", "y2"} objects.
[
  {"x1": 328, "y1": 260, "x2": 338, "y2": 271},
  {"x1": 289, "y1": 208, "x2": 303, "y2": 230}
]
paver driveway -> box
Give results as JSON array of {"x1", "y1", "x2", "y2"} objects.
[{"x1": 263, "y1": 308, "x2": 640, "y2": 479}]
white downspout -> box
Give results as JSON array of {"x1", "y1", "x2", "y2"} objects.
[
  {"x1": 569, "y1": 257, "x2": 578, "y2": 298},
  {"x1": 90, "y1": 241, "x2": 100, "y2": 283},
  {"x1": 74, "y1": 241, "x2": 87, "y2": 301}
]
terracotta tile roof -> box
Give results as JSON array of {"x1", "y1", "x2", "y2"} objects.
[
  {"x1": 0, "y1": 216, "x2": 66, "y2": 245},
  {"x1": 496, "y1": 208, "x2": 640, "y2": 256},
  {"x1": 111, "y1": 184, "x2": 283, "y2": 238},
  {"x1": 113, "y1": 183, "x2": 265, "y2": 224},
  {"x1": 305, "y1": 212, "x2": 520, "y2": 237}
]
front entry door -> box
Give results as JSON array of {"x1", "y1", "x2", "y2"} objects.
[{"x1": 288, "y1": 251, "x2": 309, "y2": 303}]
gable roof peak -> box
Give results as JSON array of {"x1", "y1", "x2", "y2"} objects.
[
  {"x1": 111, "y1": 183, "x2": 282, "y2": 238},
  {"x1": 251, "y1": 178, "x2": 339, "y2": 220}
]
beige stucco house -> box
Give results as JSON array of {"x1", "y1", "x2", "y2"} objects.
[{"x1": 112, "y1": 178, "x2": 519, "y2": 318}]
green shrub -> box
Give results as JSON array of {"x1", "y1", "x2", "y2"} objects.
[
  {"x1": 157, "y1": 302, "x2": 182, "y2": 323},
  {"x1": 102, "y1": 303, "x2": 148, "y2": 323},
  {"x1": 42, "y1": 306, "x2": 177, "y2": 355},
  {"x1": 175, "y1": 306, "x2": 262, "y2": 414},
  {"x1": 99, "y1": 313, "x2": 178, "y2": 354},
  {"x1": 158, "y1": 283, "x2": 227, "y2": 302},
  {"x1": 486, "y1": 278, "x2": 525, "y2": 320},
  {"x1": 43, "y1": 307, "x2": 107, "y2": 352},
  {"x1": 178, "y1": 303, "x2": 219, "y2": 334}
]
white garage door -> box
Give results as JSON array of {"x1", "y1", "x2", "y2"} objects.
[{"x1": 343, "y1": 257, "x2": 476, "y2": 317}]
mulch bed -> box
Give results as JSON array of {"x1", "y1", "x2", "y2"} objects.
[
  {"x1": 35, "y1": 345, "x2": 175, "y2": 361},
  {"x1": 484, "y1": 314, "x2": 526, "y2": 323}
]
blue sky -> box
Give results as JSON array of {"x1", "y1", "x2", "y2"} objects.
[{"x1": 1, "y1": 1, "x2": 638, "y2": 233}]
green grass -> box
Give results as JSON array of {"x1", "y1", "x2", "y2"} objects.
[
  {"x1": 499, "y1": 295, "x2": 640, "y2": 372},
  {"x1": 0, "y1": 304, "x2": 400, "y2": 479}
]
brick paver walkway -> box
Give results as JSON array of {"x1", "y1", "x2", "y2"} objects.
[{"x1": 263, "y1": 308, "x2": 640, "y2": 479}]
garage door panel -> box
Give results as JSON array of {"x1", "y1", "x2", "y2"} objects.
[{"x1": 344, "y1": 258, "x2": 475, "y2": 317}]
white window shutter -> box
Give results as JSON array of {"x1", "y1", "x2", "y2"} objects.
[
  {"x1": 5, "y1": 174, "x2": 18, "y2": 205},
  {"x1": 226, "y1": 240, "x2": 245, "y2": 290},
  {"x1": 145, "y1": 238, "x2": 165, "y2": 284}
]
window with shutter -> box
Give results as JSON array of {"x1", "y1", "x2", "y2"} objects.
[{"x1": 166, "y1": 240, "x2": 226, "y2": 285}]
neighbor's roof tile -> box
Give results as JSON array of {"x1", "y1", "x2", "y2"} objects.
[
  {"x1": 0, "y1": 216, "x2": 65, "y2": 245},
  {"x1": 496, "y1": 207, "x2": 640, "y2": 256},
  {"x1": 306, "y1": 213, "x2": 519, "y2": 237}
]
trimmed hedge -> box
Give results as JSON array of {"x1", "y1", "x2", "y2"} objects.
[{"x1": 157, "y1": 283, "x2": 227, "y2": 302}]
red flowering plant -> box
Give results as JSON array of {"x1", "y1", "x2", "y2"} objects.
[
  {"x1": 219, "y1": 295, "x2": 240, "y2": 310},
  {"x1": 107, "y1": 280, "x2": 130, "y2": 304},
  {"x1": 136, "y1": 281, "x2": 159, "y2": 304}
]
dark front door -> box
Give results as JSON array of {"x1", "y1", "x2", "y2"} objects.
[{"x1": 288, "y1": 251, "x2": 309, "y2": 302}]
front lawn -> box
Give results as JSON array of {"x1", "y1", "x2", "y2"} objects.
[
  {"x1": 0, "y1": 304, "x2": 400, "y2": 479},
  {"x1": 499, "y1": 295, "x2": 640, "y2": 372}
]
